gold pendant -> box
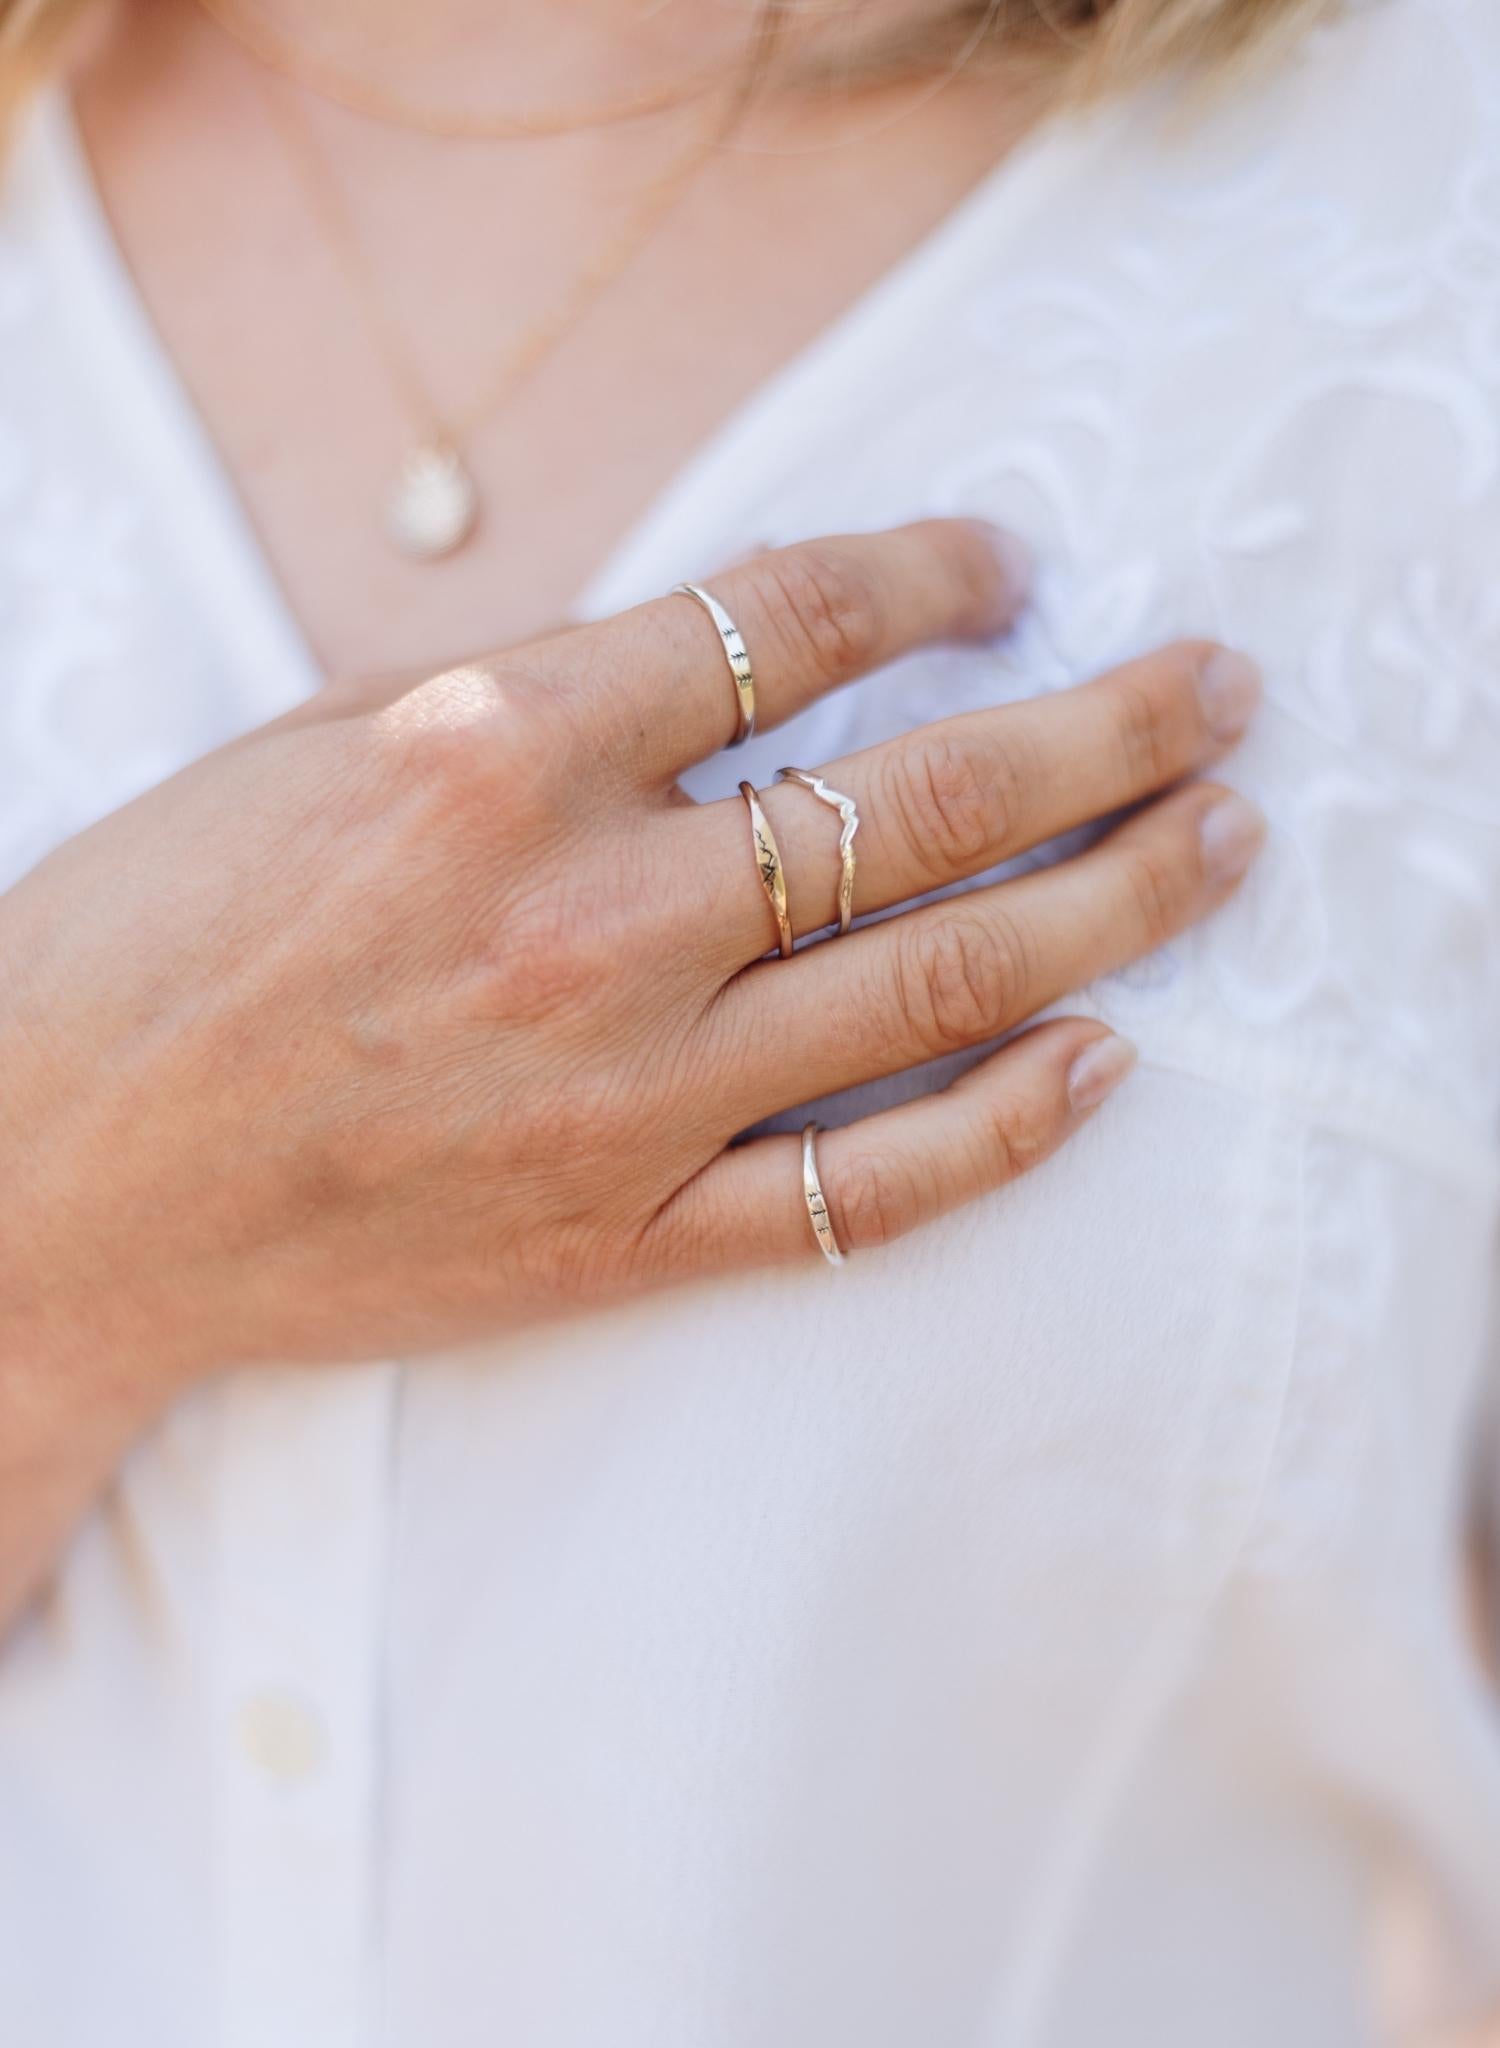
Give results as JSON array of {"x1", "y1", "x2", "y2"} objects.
[{"x1": 382, "y1": 443, "x2": 479, "y2": 561}]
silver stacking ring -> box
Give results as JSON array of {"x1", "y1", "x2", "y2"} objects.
[
  {"x1": 777, "y1": 767, "x2": 860, "y2": 938},
  {"x1": 801, "y1": 1122, "x2": 846, "y2": 1266},
  {"x1": 672, "y1": 582, "x2": 756, "y2": 747}
]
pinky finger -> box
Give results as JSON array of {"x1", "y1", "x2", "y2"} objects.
[{"x1": 647, "y1": 1019, "x2": 1138, "y2": 1279}]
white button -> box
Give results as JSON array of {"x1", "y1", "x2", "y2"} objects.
[{"x1": 235, "y1": 1690, "x2": 326, "y2": 1782}]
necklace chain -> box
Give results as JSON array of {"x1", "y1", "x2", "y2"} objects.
[
  {"x1": 252, "y1": 7, "x2": 779, "y2": 557},
  {"x1": 196, "y1": 0, "x2": 735, "y2": 141},
  {"x1": 259, "y1": 79, "x2": 735, "y2": 449}
]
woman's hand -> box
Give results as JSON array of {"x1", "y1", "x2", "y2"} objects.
[{"x1": 0, "y1": 519, "x2": 1263, "y2": 1395}]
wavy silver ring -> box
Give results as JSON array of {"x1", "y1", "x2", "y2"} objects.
[
  {"x1": 672, "y1": 582, "x2": 755, "y2": 747},
  {"x1": 801, "y1": 1122, "x2": 845, "y2": 1266},
  {"x1": 777, "y1": 767, "x2": 860, "y2": 937}
]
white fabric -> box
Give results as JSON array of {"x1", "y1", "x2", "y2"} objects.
[{"x1": 3, "y1": 1, "x2": 1500, "y2": 2040}]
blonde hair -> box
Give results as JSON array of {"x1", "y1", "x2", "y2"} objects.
[
  {"x1": 1006, "y1": 0, "x2": 1329, "y2": 93},
  {"x1": 0, "y1": 0, "x2": 1330, "y2": 129}
]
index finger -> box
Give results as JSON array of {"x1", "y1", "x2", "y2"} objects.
[{"x1": 528, "y1": 521, "x2": 1032, "y2": 781}]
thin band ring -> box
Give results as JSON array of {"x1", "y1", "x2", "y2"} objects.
[
  {"x1": 739, "y1": 781, "x2": 793, "y2": 958},
  {"x1": 777, "y1": 767, "x2": 860, "y2": 937},
  {"x1": 801, "y1": 1122, "x2": 845, "y2": 1266},
  {"x1": 672, "y1": 582, "x2": 756, "y2": 746}
]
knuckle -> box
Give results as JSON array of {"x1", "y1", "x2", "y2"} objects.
[
  {"x1": 973, "y1": 1089, "x2": 1048, "y2": 1184},
  {"x1": 394, "y1": 720, "x2": 503, "y2": 813},
  {"x1": 476, "y1": 903, "x2": 623, "y2": 1025},
  {"x1": 376, "y1": 661, "x2": 566, "y2": 828},
  {"x1": 886, "y1": 731, "x2": 1003, "y2": 882},
  {"x1": 527, "y1": 1217, "x2": 636, "y2": 1307},
  {"x1": 829, "y1": 1147, "x2": 925, "y2": 1252},
  {"x1": 544, "y1": 1071, "x2": 635, "y2": 1170},
  {"x1": 1111, "y1": 672, "x2": 1176, "y2": 791},
  {"x1": 896, "y1": 908, "x2": 1028, "y2": 1055},
  {"x1": 1117, "y1": 838, "x2": 1185, "y2": 947},
  {"x1": 763, "y1": 544, "x2": 881, "y2": 684}
]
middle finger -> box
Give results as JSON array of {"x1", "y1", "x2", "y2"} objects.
[
  {"x1": 710, "y1": 777, "x2": 1266, "y2": 1129},
  {"x1": 691, "y1": 638, "x2": 1261, "y2": 972}
]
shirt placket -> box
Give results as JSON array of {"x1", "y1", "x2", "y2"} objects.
[{"x1": 211, "y1": 1362, "x2": 399, "y2": 2048}]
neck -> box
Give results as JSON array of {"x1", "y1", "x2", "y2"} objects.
[
  {"x1": 186, "y1": 0, "x2": 983, "y2": 110},
  {"x1": 228, "y1": 1, "x2": 764, "y2": 98}
]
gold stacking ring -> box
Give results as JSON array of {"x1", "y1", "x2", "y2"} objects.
[
  {"x1": 801, "y1": 1122, "x2": 845, "y2": 1266},
  {"x1": 776, "y1": 766, "x2": 860, "y2": 937},
  {"x1": 739, "y1": 781, "x2": 793, "y2": 958},
  {"x1": 672, "y1": 582, "x2": 755, "y2": 746}
]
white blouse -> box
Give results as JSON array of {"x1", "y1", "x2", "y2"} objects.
[{"x1": 3, "y1": 2, "x2": 1500, "y2": 2042}]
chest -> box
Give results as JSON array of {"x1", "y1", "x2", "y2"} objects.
[
  {"x1": 8, "y1": 56, "x2": 1500, "y2": 1115},
  {"x1": 71, "y1": 53, "x2": 1036, "y2": 677}
]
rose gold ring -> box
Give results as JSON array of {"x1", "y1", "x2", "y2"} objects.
[{"x1": 739, "y1": 779, "x2": 793, "y2": 959}]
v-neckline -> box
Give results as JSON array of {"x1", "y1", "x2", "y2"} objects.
[{"x1": 25, "y1": 82, "x2": 1123, "y2": 713}]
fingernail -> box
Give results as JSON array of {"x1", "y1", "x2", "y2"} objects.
[
  {"x1": 965, "y1": 520, "x2": 1034, "y2": 620},
  {"x1": 1067, "y1": 1034, "x2": 1139, "y2": 1114},
  {"x1": 1197, "y1": 649, "x2": 1262, "y2": 741},
  {"x1": 1199, "y1": 792, "x2": 1268, "y2": 883}
]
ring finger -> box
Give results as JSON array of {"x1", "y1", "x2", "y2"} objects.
[{"x1": 711, "y1": 778, "x2": 1266, "y2": 1129}]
